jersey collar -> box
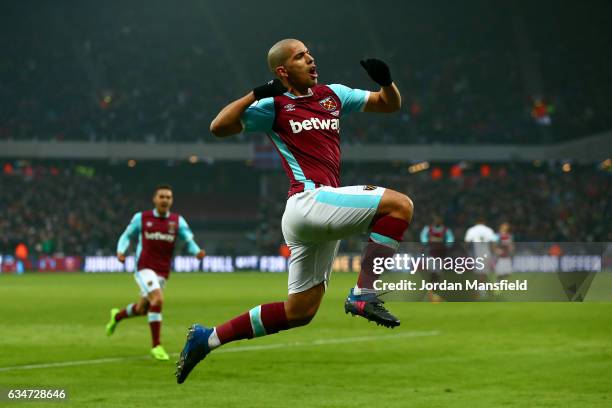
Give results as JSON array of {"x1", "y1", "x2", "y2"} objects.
[
  {"x1": 153, "y1": 209, "x2": 171, "y2": 218},
  {"x1": 283, "y1": 88, "x2": 313, "y2": 99}
]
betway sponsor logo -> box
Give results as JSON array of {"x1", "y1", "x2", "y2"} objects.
[
  {"x1": 290, "y1": 118, "x2": 339, "y2": 133},
  {"x1": 144, "y1": 231, "x2": 175, "y2": 242}
]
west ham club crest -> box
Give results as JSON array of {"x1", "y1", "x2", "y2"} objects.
[{"x1": 319, "y1": 96, "x2": 337, "y2": 111}]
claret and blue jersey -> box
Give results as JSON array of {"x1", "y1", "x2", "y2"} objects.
[
  {"x1": 117, "y1": 209, "x2": 201, "y2": 279},
  {"x1": 241, "y1": 84, "x2": 369, "y2": 197}
]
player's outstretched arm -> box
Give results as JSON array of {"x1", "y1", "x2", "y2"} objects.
[
  {"x1": 178, "y1": 216, "x2": 205, "y2": 259},
  {"x1": 210, "y1": 79, "x2": 287, "y2": 137},
  {"x1": 116, "y1": 213, "x2": 141, "y2": 263},
  {"x1": 360, "y1": 58, "x2": 401, "y2": 113}
]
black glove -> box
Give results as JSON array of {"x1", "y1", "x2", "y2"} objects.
[
  {"x1": 253, "y1": 79, "x2": 287, "y2": 100},
  {"x1": 360, "y1": 58, "x2": 393, "y2": 87}
]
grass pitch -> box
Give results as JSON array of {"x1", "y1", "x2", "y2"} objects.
[{"x1": 0, "y1": 272, "x2": 610, "y2": 407}]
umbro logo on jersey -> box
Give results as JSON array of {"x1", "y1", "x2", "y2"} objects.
[
  {"x1": 319, "y1": 96, "x2": 338, "y2": 111},
  {"x1": 146, "y1": 221, "x2": 153, "y2": 227},
  {"x1": 289, "y1": 118, "x2": 339, "y2": 133},
  {"x1": 284, "y1": 104, "x2": 296, "y2": 112}
]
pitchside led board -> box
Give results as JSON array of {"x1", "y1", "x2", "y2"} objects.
[{"x1": 33, "y1": 242, "x2": 609, "y2": 302}]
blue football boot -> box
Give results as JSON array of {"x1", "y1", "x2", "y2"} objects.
[{"x1": 176, "y1": 324, "x2": 213, "y2": 384}]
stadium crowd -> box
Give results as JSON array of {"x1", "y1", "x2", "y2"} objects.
[
  {"x1": 260, "y1": 162, "x2": 612, "y2": 253},
  {"x1": 393, "y1": 164, "x2": 611, "y2": 244},
  {"x1": 0, "y1": 164, "x2": 139, "y2": 256},
  {"x1": 1, "y1": 2, "x2": 610, "y2": 145},
  {"x1": 1, "y1": 162, "x2": 609, "y2": 257}
]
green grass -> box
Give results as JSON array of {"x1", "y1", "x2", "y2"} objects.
[{"x1": 0, "y1": 272, "x2": 611, "y2": 407}]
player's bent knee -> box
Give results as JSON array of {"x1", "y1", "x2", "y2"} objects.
[
  {"x1": 148, "y1": 293, "x2": 163, "y2": 308},
  {"x1": 380, "y1": 190, "x2": 414, "y2": 221},
  {"x1": 150, "y1": 298, "x2": 163, "y2": 308},
  {"x1": 401, "y1": 194, "x2": 414, "y2": 221},
  {"x1": 134, "y1": 300, "x2": 149, "y2": 315},
  {"x1": 387, "y1": 192, "x2": 413, "y2": 221}
]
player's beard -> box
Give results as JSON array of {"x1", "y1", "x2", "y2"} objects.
[
  {"x1": 286, "y1": 63, "x2": 317, "y2": 89},
  {"x1": 288, "y1": 73, "x2": 316, "y2": 93}
]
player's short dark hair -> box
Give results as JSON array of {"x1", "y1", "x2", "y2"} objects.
[{"x1": 153, "y1": 184, "x2": 173, "y2": 195}]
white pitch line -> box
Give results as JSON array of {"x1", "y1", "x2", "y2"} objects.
[
  {"x1": 218, "y1": 330, "x2": 440, "y2": 353},
  {"x1": 0, "y1": 330, "x2": 440, "y2": 373}
]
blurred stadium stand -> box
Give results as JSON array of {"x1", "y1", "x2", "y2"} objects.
[
  {"x1": 1, "y1": 160, "x2": 610, "y2": 257},
  {"x1": 1, "y1": 1, "x2": 610, "y2": 144}
]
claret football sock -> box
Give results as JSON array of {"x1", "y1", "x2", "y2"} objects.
[
  {"x1": 148, "y1": 304, "x2": 163, "y2": 347},
  {"x1": 115, "y1": 303, "x2": 136, "y2": 322},
  {"x1": 357, "y1": 216, "x2": 409, "y2": 291},
  {"x1": 210, "y1": 302, "x2": 288, "y2": 349}
]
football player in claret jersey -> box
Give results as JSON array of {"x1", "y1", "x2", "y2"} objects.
[
  {"x1": 494, "y1": 222, "x2": 514, "y2": 278},
  {"x1": 420, "y1": 215, "x2": 455, "y2": 258},
  {"x1": 420, "y1": 215, "x2": 455, "y2": 302},
  {"x1": 176, "y1": 39, "x2": 414, "y2": 383},
  {"x1": 105, "y1": 185, "x2": 205, "y2": 361}
]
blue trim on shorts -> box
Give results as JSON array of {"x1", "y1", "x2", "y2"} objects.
[
  {"x1": 370, "y1": 232, "x2": 400, "y2": 249},
  {"x1": 249, "y1": 305, "x2": 266, "y2": 337},
  {"x1": 315, "y1": 190, "x2": 381, "y2": 209}
]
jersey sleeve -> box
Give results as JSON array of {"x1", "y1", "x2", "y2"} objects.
[
  {"x1": 241, "y1": 97, "x2": 275, "y2": 133},
  {"x1": 178, "y1": 216, "x2": 201, "y2": 255},
  {"x1": 328, "y1": 84, "x2": 370, "y2": 115},
  {"x1": 445, "y1": 229, "x2": 455, "y2": 246},
  {"x1": 420, "y1": 226, "x2": 429, "y2": 244},
  {"x1": 117, "y1": 212, "x2": 141, "y2": 254}
]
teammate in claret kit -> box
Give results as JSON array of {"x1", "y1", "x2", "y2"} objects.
[
  {"x1": 176, "y1": 38, "x2": 414, "y2": 383},
  {"x1": 494, "y1": 222, "x2": 514, "y2": 279},
  {"x1": 105, "y1": 184, "x2": 205, "y2": 361},
  {"x1": 420, "y1": 215, "x2": 455, "y2": 302}
]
